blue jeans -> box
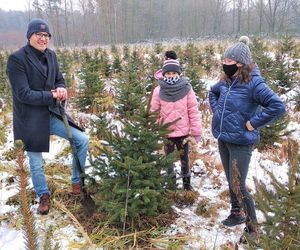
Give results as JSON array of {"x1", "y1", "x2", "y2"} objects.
[
  {"x1": 218, "y1": 139, "x2": 257, "y2": 224},
  {"x1": 27, "y1": 114, "x2": 89, "y2": 197}
]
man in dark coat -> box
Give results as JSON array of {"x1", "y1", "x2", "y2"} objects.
[{"x1": 6, "y1": 18, "x2": 89, "y2": 215}]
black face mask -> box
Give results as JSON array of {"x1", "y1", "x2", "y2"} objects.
[{"x1": 223, "y1": 64, "x2": 238, "y2": 77}]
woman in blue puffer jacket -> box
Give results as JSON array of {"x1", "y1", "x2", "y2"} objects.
[{"x1": 209, "y1": 36, "x2": 285, "y2": 241}]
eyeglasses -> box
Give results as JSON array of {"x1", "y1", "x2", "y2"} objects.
[{"x1": 35, "y1": 32, "x2": 51, "y2": 39}]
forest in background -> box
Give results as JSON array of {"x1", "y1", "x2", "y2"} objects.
[{"x1": 0, "y1": 0, "x2": 300, "y2": 48}]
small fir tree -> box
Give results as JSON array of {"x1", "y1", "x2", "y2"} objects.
[
  {"x1": 110, "y1": 45, "x2": 123, "y2": 74},
  {"x1": 144, "y1": 49, "x2": 162, "y2": 88},
  {"x1": 76, "y1": 52, "x2": 106, "y2": 113},
  {"x1": 110, "y1": 44, "x2": 118, "y2": 55},
  {"x1": 250, "y1": 37, "x2": 275, "y2": 84},
  {"x1": 89, "y1": 76, "x2": 175, "y2": 231},
  {"x1": 258, "y1": 115, "x2": 288, "y2": 150},
  {"x1": 0, "y1": 51, "x2": 11, "y2": 108},
  {"x1": 56, "y1": 48, "x2": 75, "y2": 88},
  {"x1": 272, "y1": 35, "x2": 300, "y2": 94},
  {"x1": 111, "y1": 54, "x2": 122, "y2": 74},
  {"x1": 250, "y1": 37, "x2": 289, "y2": 150},
  {"x1": 122, "y1": 45, "x2": 130, "y2": 61},
  {"x1": 154, "y1": 43, "x2": 163, "y2": 55},
  {"x1": 294, "y1": 91, "x2": 300, "y2": 111},
  {"x1": 202, "y1": 44, "x2": 215, "y2": 75},
  {"x1": 185, "y1": 67, "x2": 206, "y2": 100},
  {"x1": 115, "y1": 51, "x2": 144, "y2": 117},
  {"x1": 253, "y1": 138, "x2": 300, "y2": 249},
  {"x1": 182, "y1": 42, "x2": 198, "y2": 67},
  {"x1": 98, "y1": 48, "x2": 111, "y2": 77}
]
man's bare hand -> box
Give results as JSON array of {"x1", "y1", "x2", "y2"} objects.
[{"x1": 51, "y1": 88, "x2": 68, "y2": 101}]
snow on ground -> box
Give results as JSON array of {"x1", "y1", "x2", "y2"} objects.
[
  {"x1": 1, "y1": 102, "x2": 299, "y2": 250},
  {"x1": 0, "y1": 134, "x2": 293, "y2": 250},
  {"x1": 0, "y1": 126, "x2": 88, "y2": 250}
]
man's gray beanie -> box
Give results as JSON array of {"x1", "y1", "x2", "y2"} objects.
[
  {"x1": 223, "y1": 36, "x2": 252, "y2": 65},
  {"x1": 26, "y1": 18, "x2": 51, "y2": 39}
]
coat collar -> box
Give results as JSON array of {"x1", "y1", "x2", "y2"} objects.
[{"x1": 24, "y1": 44, "x2": 48, "y2": 78}]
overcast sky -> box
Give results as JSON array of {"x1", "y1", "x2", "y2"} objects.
[{"x1": 0, "y1": 0, "x2": 27, "y2": 11}]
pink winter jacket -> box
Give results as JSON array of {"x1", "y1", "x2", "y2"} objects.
[{"x1": 150, "y1": 86, "x2": 202, "y2": 138}]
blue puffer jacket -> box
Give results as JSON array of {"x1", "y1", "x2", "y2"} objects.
[{"x1": 209, "y1": 67, "x2": 286, "y2": 145}]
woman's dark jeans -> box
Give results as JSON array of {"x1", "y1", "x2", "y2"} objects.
[{"x1": 218, "y1": 139, "x2": 257, "y2": 224}]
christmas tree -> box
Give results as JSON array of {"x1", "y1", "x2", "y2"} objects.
[
  {"x1": 251, "y1": 37, "x2": 289, "y2": 150},
  {"x1": 273, "y1": 35, "x2": 299, "y2": 94},
  {"x1": 253, "y1": 138, "x2": 300, "y2": 248},
  {"x1": 0, "y1": 51, "x2": 11, "y2": 108},
  {"x1": 76, "y1": 51, "x2": 106, "y2": 113},
  {"x1": 89, "y1": 53, "x2": 176, "y2": 231}
]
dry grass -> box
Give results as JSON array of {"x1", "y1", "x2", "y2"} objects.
[
  {"x1": 51, "y1": 186, "x2": 179, "y2": 249},
  {"x1": 2, "y1": 147, "x2": 16, "y2": 161},
  {"x1": 219, "y1": 190, "x2": 230, "y2": 202},
  {"x1": 169, "y1": 190, "x2": 199, "y2": 206},
  {"x1": 219, "y1": 240, "x2": 237, "y2": 250},
  {"x1": 2, "y1": 149, "x2": 183, "y2": 249},
  {"x1": 0, "y1": 162, "x2": 18, "y2": 176},
  {"x1": 259, "y1": 140, "x2": 289, "y2": 164},
  {"x1": 195, "y1": 197, "x2": 225, "y2": 223}
]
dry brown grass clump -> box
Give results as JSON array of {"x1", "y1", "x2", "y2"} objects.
[
  {"x1": 219, "y1": 240, "x2": 237, "y2": 250},
  {"x1": 169, "y1": 190, "x2": 199, "y2": 206},
  {"x1": 195, "y1": 197, "x2": 225, "y2": 224}
]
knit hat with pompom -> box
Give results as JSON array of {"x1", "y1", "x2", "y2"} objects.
[
  {"x1": 162, "y1": 59, "x2": 182, "y2": 75},
  {"x1": 223, "y1": 36, "x2": 252, "y2": 65}
]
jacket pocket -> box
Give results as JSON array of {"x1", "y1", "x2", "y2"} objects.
[{"x1": 223, "y1": 111, "x2": 246, "y2": 132}]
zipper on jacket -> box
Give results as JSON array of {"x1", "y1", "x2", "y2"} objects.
[{"x1": 217, "y1": 78, "x2": 238, "y2": 139}]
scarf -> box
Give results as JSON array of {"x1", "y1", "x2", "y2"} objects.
[{"x1": 158, "y1": 76, "x2": 191, "y2": 102}]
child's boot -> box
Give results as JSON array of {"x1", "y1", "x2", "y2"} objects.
[{"x1": 182, "y1": 176, "x2": 192, "y2": 190}]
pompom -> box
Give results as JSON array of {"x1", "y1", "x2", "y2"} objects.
[
  {"x1": 239, "y1": 36, "x2": 250, "y2": 45},
  {"x1": 165, "y1": 50, "x2": 177, "y2": 60}
]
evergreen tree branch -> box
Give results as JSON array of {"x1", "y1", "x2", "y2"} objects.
[{"x1": 15, "y1": 140, "x2": 38, "y2": 250}]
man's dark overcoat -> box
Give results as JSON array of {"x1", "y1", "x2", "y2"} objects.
[{"x1": 7, "y1": 44, "x2": 82, "y2": 152}]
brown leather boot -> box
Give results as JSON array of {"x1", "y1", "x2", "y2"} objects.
[
  {"x1": 72, "y1": 183, "x2": 81, "y2": 196},
  {"x1": 37, "y1": 194, "x2": 50, "y2": 215}
]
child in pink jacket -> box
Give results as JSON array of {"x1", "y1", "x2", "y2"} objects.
[{"x1": 150, "y1": 59, "x2": 202, "y2": 190}]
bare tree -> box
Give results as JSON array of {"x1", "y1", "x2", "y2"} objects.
[
  {"x1": 209, "y1": 0, "x2": 231, "y2": 34},
  {"x1": 2, "y1": 0, "x2": 300, "y2": 46},
  {"x1": 289, "y1": 0, "x2": 300, "y2": 29},
  {"x1": 232, "y1": 0, "x2": 236, "y2": 32},
  {"x1": 63, "y1": 0, "x2": 69, "y2": 45},
  {"x1": 263, "y1": 0, "x2": 292, "y2": 33},
  {"x1": 236, "y1": 0, "x2": 244, "y2": 33},
  {"x1": 32, "y1": 0, "x2": 43, "y2": 18},
  {"x1": 277, "y1": 0, "x2": 293, "y2": 32},
  {"x1": 78, "y1": 0, "x2": 98, "y2": 45},
  {"x1": 247, "y1": 0, "x2": 250, "y2": 32},
  {"x1": 40, "y1": 0, "x2": 64, "y2": 46},
  {"x1": 25, "y1": 0, "x2": 32, "y2": 20}
]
